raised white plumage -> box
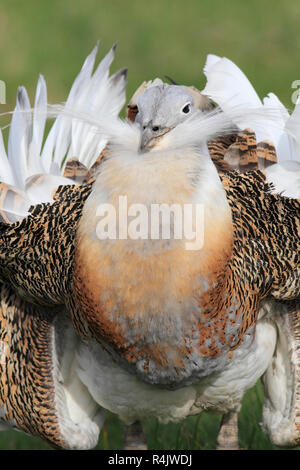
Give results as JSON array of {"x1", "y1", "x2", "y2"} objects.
[{"x1": 0, "y1": 43, "x2": 127, "y2": 219}]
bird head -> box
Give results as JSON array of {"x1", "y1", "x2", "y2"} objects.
[
  {"x1": 128, "y1": 82, "x2": 215, "y2": 151},
  {"x1": 135, "y1": 85, "x2": 199, "y2": 150}
]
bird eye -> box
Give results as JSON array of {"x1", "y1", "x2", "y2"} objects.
[{"x1": 182, "y1": 103, "x2": 191, "y2": 114}]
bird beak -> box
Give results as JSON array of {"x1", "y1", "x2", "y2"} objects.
[{"x1": 140, "y1": 126, "x2": 173, "y2": 151}]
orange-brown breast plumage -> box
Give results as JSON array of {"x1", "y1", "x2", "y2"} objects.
[{"x1": 69, "y1": 156, "x2": 300, "y2": 388}]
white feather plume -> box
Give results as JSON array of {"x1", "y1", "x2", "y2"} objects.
[
  {"x1": 202, "y1": 53, "x2": 300, "y2": 197},
  {"x1": 0, "y1": 42, "x2": 127, "y2": 220},
  {"x1": 202, "y1": 54, "x2": 300, "y2": 162}
]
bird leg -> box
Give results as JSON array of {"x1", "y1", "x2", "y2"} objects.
[
  {"x1": 124, "y1": 421, "x2": 148, "y2": 450},
  {"x1": 216, "y1": 411, "x2": 239, "y2": 450}
]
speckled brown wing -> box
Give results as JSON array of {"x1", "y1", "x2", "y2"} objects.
[
  {"x1": 222, "y1": 170, "x2": 300, "y2": 446},
  {"x1": 224, "y1": 129, "x2": 259, "y2": 171},
  {"x1": 0, "y1": 183, "x2": 102, "y2": 449},
  {"x1": 61, "y1": 150, "x2": 109, "y2": 187},
  {"x1": 208, "y1": 127, "x2": 300, "y2": 446},
  {"x1": 208, "y1": 128, "x2": 278, "y2": 173},
  {"x1": 200, "y1": 170, "x2": 300, "y2": 357},
  {"x1": 257, "y1": 141, "x2": 278, "y2": 169},
  {"x1": 0, "y1": 282, "x2": 65, "y2": 447},
  {"x1": 83, "y1": 148, "x2": 110, "y2": 185},
  {"x1": 63, "y1": 157, "x2": 89, "y2": 184},
  {"x1": 0, "y1": 183, "x2": 92, "y2": 306},
  {"x1": 0, "y1": 282, "x2": 102, "y2": 449},
  {"x1": 221, "y1": 171, "x2": 300, "y2": 303}
]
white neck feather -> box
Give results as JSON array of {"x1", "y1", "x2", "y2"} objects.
[{"x1": 81, "y1": 146, "x2": 231, "y2": 245}]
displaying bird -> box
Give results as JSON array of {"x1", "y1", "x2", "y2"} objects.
[{"x1": 0, "y1": 43, "x2": 299, "y2": 451}]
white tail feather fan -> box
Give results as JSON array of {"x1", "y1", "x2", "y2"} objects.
[
  {"x1": 202, "y1": 53, "x2": 300, "y2": 197},
  {"x1": 0, "y1": 42, "x2": 127, "y2": 220}
]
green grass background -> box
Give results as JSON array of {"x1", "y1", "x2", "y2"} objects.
[{"x1": 0, "y1": 0, "x2": 299, "y2": 450}]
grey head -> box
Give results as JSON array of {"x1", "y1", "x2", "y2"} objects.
[{"x1": 135, "y1": 84, "x2": 201, "y2": 150}]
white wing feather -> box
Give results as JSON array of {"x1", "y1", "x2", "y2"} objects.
[
  {"x1": 29, "y1": 75, "x2": 47, "y2": 176},
  {"x1": 202, "y1": 54, "x2": 300, "y2": 195},
  {"x1": 0, "y1": 129, "x2": 15, "y2": 185},
  {"x1": 263, "y1": 93, "x2": 299, "y2": 162},
  {"x1": 7, "y1": 87, "x2": 32, "y2": 189},
  {"x1": 68, "y1": 45, "x2": 127, "y2": 169},
  {"x1": 202, "y1": 54, "x2": 298, "y2": 155},
  {"x1": 265, "y1": 161, "x2": 300, "y2": 198},
  {"x1": 0, "y1": 43, "x2": 127, "y2": 221}
]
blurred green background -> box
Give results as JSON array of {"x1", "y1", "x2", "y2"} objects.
[
  {"x1": 1, "y1": 0, "x2": 300, "y2": 110},
  {"x1": 0, "y1": 0, "x2": 299, "y2": 450}
]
